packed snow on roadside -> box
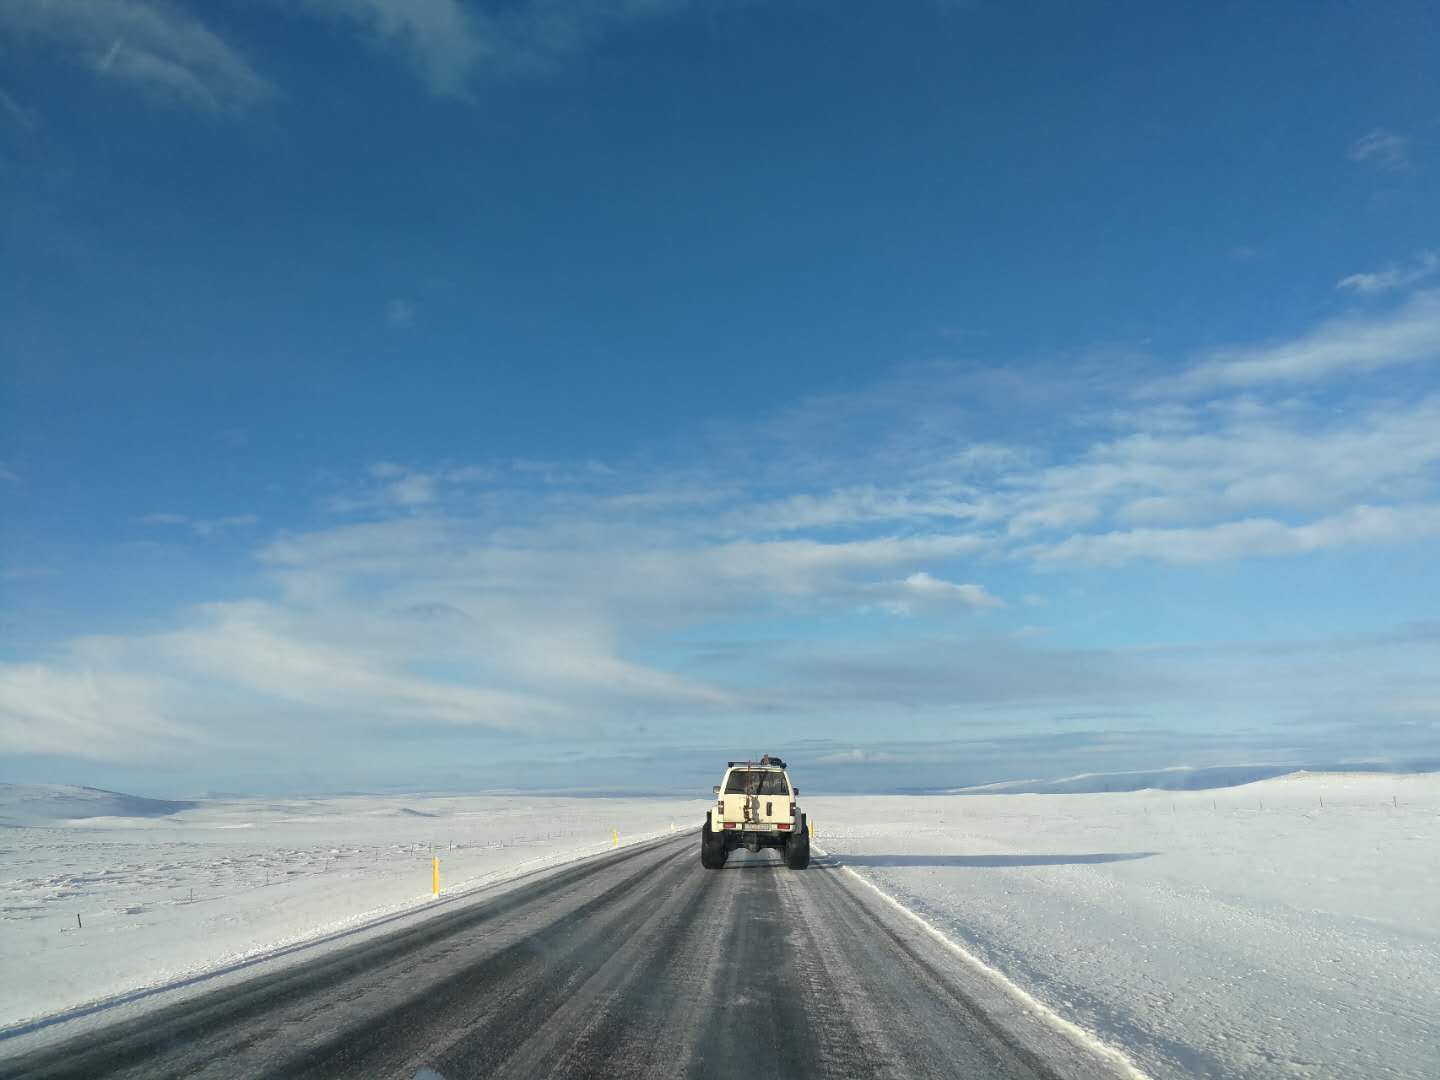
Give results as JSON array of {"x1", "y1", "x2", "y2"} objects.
[
  {"x1": 808, "y1": 772, "x2": 1440, "y2": 1080},
  {"x1": 0, "y1": 788, "x2": 706, "y2": 1028}
]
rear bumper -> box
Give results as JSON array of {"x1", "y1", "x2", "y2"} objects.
[
  {"x1": 716, "y1": 821, "x2": 792, "y2": 833},
  {"x1": 707, "y1": 809, "x2": 796, "y2": 835}
]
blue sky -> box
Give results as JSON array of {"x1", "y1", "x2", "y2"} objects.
[{"x1": 2, "y1": 0, "x2": 1438, "y2": 795}]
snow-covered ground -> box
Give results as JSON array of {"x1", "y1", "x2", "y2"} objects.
[
  {"x1": 808, "y1": 772, "x2": 1440, "y2": 1080},
  {"x1": 0, "y1": 788, "x2": 707, "y2": 1028}
]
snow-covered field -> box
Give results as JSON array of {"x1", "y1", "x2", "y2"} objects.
[
  {"x1": 0, "y1": 787, "x2": 707, "y2": 1028},
  {"x1": 809, "y1": 772, "x2": 1440, "y2": 1080}
]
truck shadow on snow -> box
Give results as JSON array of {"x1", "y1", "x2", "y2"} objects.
[{"x1": 830, "y1": 852, "x2": 1157, "y2": 868}]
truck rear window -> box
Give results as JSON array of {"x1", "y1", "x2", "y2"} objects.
[{"x1": 723, "y1": 770, "x2": 790, "y2": 796}]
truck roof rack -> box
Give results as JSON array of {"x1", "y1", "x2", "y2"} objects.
[{"x1": 726, "y1": 757, "x2": 787, "y2": 769}]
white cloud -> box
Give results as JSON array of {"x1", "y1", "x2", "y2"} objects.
[
  {"x1": 385, "y1": 474, "x2": 437, "y2": 506},
  {"x1": 299, "y1": 0, "x2": 486, "y2": 97},
  {"x1": 729, "y1": 486, "x2": 985, "y2": 533},
  {"x1": 190, "y1": 514, "x2": 259, "y2": 537},
  {"x1": 1010, "y1": 624, "x2": 1049, "y2": 639},
  {"x1": 870, "y1": 571, "x2": 1002, "y2": 616},
  {"x1": 325, "y1": 466, "x2": 439, "y2": 511},
  {"x1": 0, "y1": 662, "x2": 193, "y2": 760},
  {"x1": 257, "y1": 514, "x2": 991, "y2": 635},
  {"x1": 0, "y1": 463, "x2": 18, "y2": 483},
  {"x1": 142, "y1": 511, "x2": 258, "y2": 536},
  {"x1": 445, "y1": 464, "x2": 498, "y2": 484},
  {"x1": 1005, "y1": 500, "x2": 1100, "y2": 537},
  {"x1": 704, "y1": 535, "x2": 988, "y2": 598},
  {"x1": 155, "y1": 599, "x2": 567, "y2": 730},
  {"x1": 509, "y1": 457, "x2": 618, "y2": 484},
  {"x1": 299, "y1": 0, "x2": 690, "y2": 98},
  {"x1": 1337, "y1": 252, "x2": 1439, "y2": 295},
  {"x1": 0, "y1": 0, "x2": 275, "y2": 111},
  {"x1": 260, "y1": 516, "x2": 450, "y2": 572},
  {"x1": 1348, "y1": 128, "x2": 1413, "y2": 171},
  {"x1": 1028, "y1": 395, "x2": 1440, "y2": 530},
  {"x1": 1162, "y1": 289, "x2": 1440, "y2": 393},
  {"x1": 1028, "y1": 504, "x2": 1440, "y2": 566}
]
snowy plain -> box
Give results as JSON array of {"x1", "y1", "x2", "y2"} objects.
[
  {"x1": 809, "y1": 772, "x2": 1440, "y2": 1080},
  {"x1": 0, "y1": 788, "x2": 707, "y2": 1029}
]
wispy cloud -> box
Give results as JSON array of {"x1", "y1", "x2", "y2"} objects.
[
  {"x1": 1158, "y1": 289, "x2": 1440, "y2": 394},
  {"x1": 1023, "y1": 395, "x2": 1440, "y2": 528},
  {"x1": 298, "y1": 0, "x2": 692, "y2": 98},
  {"x1": 0, "y1": 86, "x2": 38, "y2": 132},
  {"x1": 1337, "y1": 252, "x2": 1439, "y2": 295},
  {"x1": 726, "y1": 486, "x2": 985, "y2": 534},
  {"x1": 1348, "y1": 128, "x2": 1413, "y2": 171},
  {"x1": 1027, "y1": 503, "x2": 1440, "y2": 566},
  {"x1": 511, "y1": 457, "x2": 616, "y2": 482},
  {"x1": 0, "y1": 0, "x2": 275, "y2": 112},
  {"x1": 868, "y1": 572, "x2": 1002, "y2": 616},
  {"x1": 0, "y1": 661, "x2": 194, "y2": 760},
  {"x1": 445, "y1": 464, "x2": 497, "y2": 484},
  {"x1": 141, "y1": 512, "x2": 259, "y2": 536},
  {"x1": 190, "y1": 514, "x2": 259, "y2": 538},
  {"x1": 325, "y1": 464, "x2": 439, "y2": 512},
  {"x1": 156, "y1": 599, "x2": 570, "y2": 730},
  {"x1": 298, "y1": 0, "x2": 487, "y2": 97},
  {"x1": 11, "y1": 275, "x2": 1440, "y2": 770}
]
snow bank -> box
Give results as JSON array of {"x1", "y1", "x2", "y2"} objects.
[
  {"x1": 0, "y1": 785, "x2": 198, "y2": 828},
  {"x1": 808, "y1": 772, "x2": 1440, "y2": 1080},
  {"x1": 0, "y1": 791, "x2": 707, "y2": 1028}
]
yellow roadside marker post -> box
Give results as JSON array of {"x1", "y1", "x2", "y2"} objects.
[
  {"x1": 612, "y1": 828, "x2": 619, "y2": 848},
  {"x1": 432, "y1": 857, "x2": 440, "y2": 898}
]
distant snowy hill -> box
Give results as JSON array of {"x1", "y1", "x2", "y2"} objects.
[
  {"x1": 0, "y1": 784, "x2": 198, "y2": 827},
  {"x1": 943, "y1": 759, "x2": 1440, "y2": 795}
]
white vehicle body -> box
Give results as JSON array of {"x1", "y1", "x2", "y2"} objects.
[{"x1": 700, "y1": 757, "x2": 809, "y2": 869}]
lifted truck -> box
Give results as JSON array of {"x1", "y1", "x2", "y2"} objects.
[{"x1": 700, "y1": 755, "x2": 809, "y2": 869}]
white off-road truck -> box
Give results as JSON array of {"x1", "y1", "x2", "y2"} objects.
[{"x1": 700, "y1": 755, "x2": 809, "y2": 869}]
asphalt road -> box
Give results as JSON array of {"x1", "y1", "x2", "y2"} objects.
[{"x1": 1, "y1": 835, "x2": 1129, "y2": 1080}]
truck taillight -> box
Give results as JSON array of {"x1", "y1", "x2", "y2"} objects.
[{"x1": 790, "y1": 803, "x2": 797, "y2": 816}]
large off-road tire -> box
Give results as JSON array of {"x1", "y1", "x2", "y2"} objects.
[
  {"x1": 700, "y1": 821, "x2": 727, "y2": 869},
  {"x1": 784, "y1": 816, "x2": 810, "y2": 869}
]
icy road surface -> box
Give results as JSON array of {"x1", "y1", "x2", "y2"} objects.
[{"x1": 0, "y1": 834, "x2": 1136, "y2": 1080}]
